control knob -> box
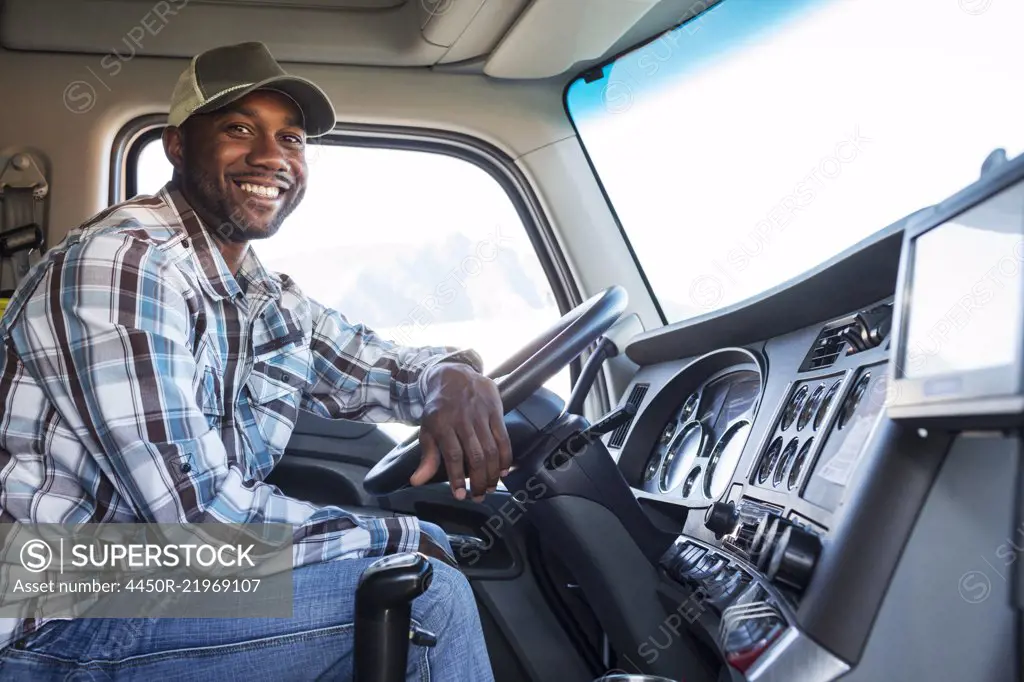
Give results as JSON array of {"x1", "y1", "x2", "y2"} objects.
[
  {"x1": 705, "y1": 501, "x2": 740, "y2": 538},
  {"x1": 766, "y1": 525, "x2": 822, "y2": 593}
]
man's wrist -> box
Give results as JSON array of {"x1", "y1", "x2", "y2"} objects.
[{"x1": 420, "y1": 349, "x2": 484, "y2": 395}]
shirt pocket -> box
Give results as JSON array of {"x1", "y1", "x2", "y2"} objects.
[
  {"x1": 247, "y1": 346, "x2": 312, "y2": 406},
  {"x1": 195, "y1": 366, "x2": 225, "y2": 428},
  {"x1": 246, "y1": 346, "x2": 313, "y2": 458}
]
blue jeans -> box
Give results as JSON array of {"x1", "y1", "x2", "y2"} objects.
[{"x1": 0, "y1": 522, "x2": 495, "y2": 681}]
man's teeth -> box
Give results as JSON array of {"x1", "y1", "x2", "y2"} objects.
[{"x1": 239, "y1": 182, "x2": 281, "y2": 199}]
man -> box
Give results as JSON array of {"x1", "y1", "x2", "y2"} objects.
[{"x1": 0, "y1": 42, "x2": 507, "y2": 679}]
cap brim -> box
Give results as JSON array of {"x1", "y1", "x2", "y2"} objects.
[{"x1": 193, "y1": 74, "x2": 337, "y2": 137}]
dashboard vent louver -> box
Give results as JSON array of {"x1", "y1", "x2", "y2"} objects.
[
  {"x1": 800, "y1": 322, "x2": 849, "y2": 372},
  {"x1": 608, "y1": 383, "x2": 649, "y2": 449}
]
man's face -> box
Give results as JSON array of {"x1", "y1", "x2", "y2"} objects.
[{"x1": 165, "y1": 89, "x2": 309, "y2": 241}]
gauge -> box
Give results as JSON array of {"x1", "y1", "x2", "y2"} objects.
[
  {"x1": 704, "y1": 420, "x2": 752, "y2": 500},
  {"x1": 642, "y1": 450, "x2": 663, "y2": 483},
  {"x1": 660, "y1": 422, "x2": 705, "y2": 493},
  {"x1": 682, "y1": 466, "x2": 702, "y2": 497},
  {"x1": 838, "y1": 372, "x2": 871, "y2": 429},
  {"x1": 679, "y1": 392, "x2": 700, "y2": 422},
  {"x1": 797, "y1": 384, "x2": 824, "y2": 431},
  {"x1": 774, "y1": 438, "x2": 800, "y2": 488},
  {"x1": 657, "y1": 420, "x2": 676, "y2": 446},
  {"x1": 788, "y1": 438, "x2": 814, "y2": 491},
  {"x1": 814, "y1": 379, "x2": 843, "y2": 431},
  {"x1": 757, "y1": 437, "x2": 783, "y2": 484},
  {"x1": 780, "y1": 385, "x2": 809, "y2": 430}
]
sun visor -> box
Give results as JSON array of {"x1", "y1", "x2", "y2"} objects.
[
  {"x1": 484, "y1": 0, "x2": 660, "y2": 79},
  {"x1": 420, "y1": 0, "x2": 531, "y2": 64}
]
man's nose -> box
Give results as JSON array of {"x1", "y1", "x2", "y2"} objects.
[{"x1": 246, "y1": 134, "x2": 289, "y2": 173}]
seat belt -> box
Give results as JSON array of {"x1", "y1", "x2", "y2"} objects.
[{"x1": 0, "y1": 152, "x2": 48, "y2": 317}]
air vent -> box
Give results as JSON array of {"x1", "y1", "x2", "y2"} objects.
[
  {"x1": 608, "y1": 383, "x2": 649, "y2": 448},
  {"x1": 799, "y1": 321, "x2": 850, "y2": 372}
]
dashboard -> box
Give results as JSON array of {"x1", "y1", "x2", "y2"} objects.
[
  {"x1": 596, "y1": 156, "x2": 1023, "y2": 682},
  {"x1": 610, "y1": 297, "x2": 896, "y2": 679}
]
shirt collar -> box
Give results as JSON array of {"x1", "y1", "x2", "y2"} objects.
[{"x1": 159, "y1": 181, "x2": 282, "y2": 301}]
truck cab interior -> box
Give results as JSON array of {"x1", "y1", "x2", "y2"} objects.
[{"x1": 1, "y1": 0, "x2": 1022, "y2": 680}]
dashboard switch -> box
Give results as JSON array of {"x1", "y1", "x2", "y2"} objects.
[
  {"x1": 705, "y1": 501, "x2": 740, "y2": 538},
  {"x1": 766, "y1": 525, "x2": 822, "y2": 594}
]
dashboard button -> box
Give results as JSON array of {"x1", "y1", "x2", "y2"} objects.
[
  {"x1": 766, "y1": 525, "x2": 822, "y2": 594},
  {"x1": 705, "y1": 501, "x2": 740, "y2": 537}
]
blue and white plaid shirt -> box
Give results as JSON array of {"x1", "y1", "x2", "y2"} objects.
[{"x1": 0, "y1": 181, "x2": 482, "y2": 649}]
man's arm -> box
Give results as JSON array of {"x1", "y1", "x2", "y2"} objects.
[
  {"x1": 300, "y1": 298, "x2": 485, "y2": 425},
  {"x1": 301, "y1": 301, "x2": 513, "y2": 500},
  {"x1": 5, "y1": 232, "x2": 434, "y2": 564}
]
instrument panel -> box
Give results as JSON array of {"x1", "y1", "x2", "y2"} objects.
[
  {"x1": 624, "y1": 348, "x2": 765, "y2": 509},
  {"x1": 610, "y1": 300, "x2": 899, "y2": 680},
  {"x1": 641, "y1": 368, "x2": 761, "y2": 502}
]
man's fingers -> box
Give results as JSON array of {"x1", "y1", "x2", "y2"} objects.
[
  {"x1": 410, "y1": 430, "x2": 441, "y2": 487},
  {"x1": 491, "y1": 412, "x2": 513, "y2": 476},
  {"x1": 437, "y1": 430, "x2": 468, "y2": 501},
  {"x1": 457, "y1": 424, "x2": 489, "y2": 502},
  {"x1": 475, "y1": 416, "x2": 501, "y2": 493}
]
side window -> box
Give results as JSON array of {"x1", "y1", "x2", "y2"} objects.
[{"x1": 133, "y1": 135, "x2": 569, "y2": 434}]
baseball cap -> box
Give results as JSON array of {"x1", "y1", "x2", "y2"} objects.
[{"x1": 168, "y1": 42, "x2": 336, "y2": 137}]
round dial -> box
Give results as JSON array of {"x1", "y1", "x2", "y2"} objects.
[
  {"x1": 788, "y1": 438, "x2": 814, "y2": 491},
  {"x1": 780, "y1": 385, "x2": 809, "y2": 430},
  {"x1": 681, "y1": 466, "x2": 703, "y2": 497},
  {"x1": 774, "y1": 438, "x2": 800, "y2": 488},
  {"x1": 757, "y1": 437, "x2": 783, "y2": 484},
  {"x1": 660, "y1": 422, "x2": 704, "y2": 493},
  {"x1": 814, "y1": 379, "x2": 843, "y2": 430},
  {"x1": 838, "y1": 372, "x2": 871, "y2": 429},
  {"x1": 704, "y1": 420, "x2": 752, "y2": 500},
  {"x1": 679, "y1": 392, "x2": 700, "y2": 422},
  {"x1": 797, "y1": 384, "x2": 824, "y2": 431}
]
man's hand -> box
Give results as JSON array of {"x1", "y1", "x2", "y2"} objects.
[{"x1": 410, "y1": 363, "x2": 512, "y2": 501}]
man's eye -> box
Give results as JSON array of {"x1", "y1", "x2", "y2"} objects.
[
  {"x1": 283, "y1": 134, "x2": 305, "y2": 145},
  {"x1": 227, "y1": 124, "x2": 251, "y2": 135}
]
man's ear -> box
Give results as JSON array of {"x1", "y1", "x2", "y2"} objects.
[{"x1": 163, "y1": 125, "x2": 185, "y2": 174}]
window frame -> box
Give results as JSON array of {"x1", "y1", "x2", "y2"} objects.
[{"x1": 111, "y1": 115, "x2": 601, "y2": 408}]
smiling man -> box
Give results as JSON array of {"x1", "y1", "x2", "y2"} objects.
[{"x1": 0, "y1": 42, "x2": 505, "y2": 680}]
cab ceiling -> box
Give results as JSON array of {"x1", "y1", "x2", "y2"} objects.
[{"x1": 0, "y1": 0, "x2": 722, "y2": 80}]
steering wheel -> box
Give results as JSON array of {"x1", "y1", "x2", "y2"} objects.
[{"x1": 362, "y1": 285, "x2": 629, "y2": 496}]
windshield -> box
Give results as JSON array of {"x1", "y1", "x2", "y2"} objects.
[{"x1": 566, "y1": 0, "x2": 1024, "y2": 323}]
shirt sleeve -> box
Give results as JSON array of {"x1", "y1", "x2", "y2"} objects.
[
  {"x1": 4, "y1": 232, "x2": 423, "y2": 567},
  {"x1": 300, "y1": 297, "x2": 484, "y2": 425}
]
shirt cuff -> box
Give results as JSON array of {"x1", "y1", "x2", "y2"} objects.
[{"x1": 418, "y1": 348, "x2": 485, "y2": 398}]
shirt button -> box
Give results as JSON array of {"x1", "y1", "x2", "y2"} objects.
[
  {"x1": 181, "y1": 463, "x2": 192, "y2": 474},
  {"x1": 182, "y1": 238, "x2": 190, "y2": 249},
  {"x1": 279, "y1": 372, "x2": 291, "y2": 384}
]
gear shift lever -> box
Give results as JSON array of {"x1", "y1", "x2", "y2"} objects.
[{"x1": 353, "y1": 552, "x2": 434, "y2": 682}]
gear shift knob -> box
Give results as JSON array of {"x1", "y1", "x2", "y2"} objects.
[{"x1": 353, "y1": 552, "x2": 434, "y2": 682}]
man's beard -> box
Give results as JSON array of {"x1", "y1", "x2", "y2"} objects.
[{"x1": 179, "y1": 160, "x2": 303, "y2": 243}]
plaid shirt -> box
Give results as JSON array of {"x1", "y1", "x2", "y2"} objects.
[{"x1": 0, "y1": 182, "x2": 482, "y2": 649}]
